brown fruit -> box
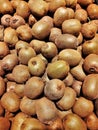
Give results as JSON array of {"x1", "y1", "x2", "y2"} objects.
[
  {"x1": 4, "y1": 27, "x2": 19, "y2": 47},
  {"x1": 77, "y1": 0, "x2": 93, "y2": 6},
  {"x1": 14, "y1": 84, "x2": 25, "y2": 98},
  {"x1": 24, "y1": 76, "x2": 44, "y2": 99},
  {"x1": 49, "y1": 27, "x2": 62, "y2": 42},
  {"x1": 35, "y1": 97, "x2": 57, "y2": 124},
  {"x1": 1, "y1": 54, "x2": 18, "y2": 71},
  {"x1": 82, "y1": 74, "x2": 98, "y2": 100},
  {"x1": 82, "y1": 40, "x2": 98, "y2": 56},
  {"x1": 83, "y1": 54, "x2": 98, "y2": 74},
  {"x1": 85, "y1": 112, "x2": 98, "y2": 130},
  {"x1": 12, "y1": 64, "x2": 30, "y2": 83},
  {"x1": 0, "y1": 117, "x2": 10, "y2": 130},
  {"x1": 0, "y1": 77, "x2": 5, "y2": 96},
  {"x1": 0, "y1": 25, "x2": 4, "y2": 41},
  {"x1": 62, "y1": 19, "x2": 81, "y2": 36},
  {"x1": 32, "y1": 16, "x2": 53, "y2": 40},
  {"x1": 58, "y1": 49, "x2": 82, "y2": 66},
  {"x1": 28, "y1": 56, "x2": 46, "y2": 76},
  {"x1": 16, "y1": 24, "x2": 32, "y2": 41},
  {"x1": 49, "y1": 0, "x2": 66, "y2": 12},
  {"x1": 20, "y1": 117, "x2": 46, "y2": 130},
  {"x1": 87, "y1": 4, "x2": 98, "y2": 19},
  {"x1": 15, "y1": 40, "x2": 30, "y2": 52},
  {"x1": 1, "y1": 14, "x2": 12, "y2": 27},
  {"x1": 28, "y1": 14, "x2": 37, "y2": 26},
  {"x1": 10, "y1": 15, "x2": 25, "y2": 29},
  {"x1": 28, "y1": 0, "x2": 49, "y2": 17},
  {"x1": 47, "y1": 60, "x2": 70, "y2": 79},
  {"x1": 16, "y1": 1, "x2": 30, "y2": 19},
  {"x1": 72, "y1": 80, "x2": 82, "y2": 97},
  {"x1": 30, "y1": 39, "x2": 46, "y2": 54},
  {"x1": 70, "y1": 64, "x2": 86, "y2": 81},
  {"x1": 47, "y1": 116, "x2": 64, "y2": 130},
  {"x1": 44, "y1": 79, "x2": 65, "y2": 100},
  {"x1": 56, "y1": 87, "x2": 76, "y2": 110},
  {"x1": 81, "y1": 22, "x2": 97, "y2": 39},
  {"x1": 74, "y1": 8, "x2": 88, "y2": 23},
  {"x1": 11, "y1": 112, "x2": 29, "y2": 130},
  {"x1": 0, "y1": 101, "x2": 4, "y2": 116},
  {"x1": 63, "y1": 113, "x2": 87, "y2": 130},
  {"x1": 18, "y1": 46, "x2": 36, "y2": 65},
  {"x1": 63, "y1": 72, "x2": 74, "y2": 87},
  {"x1": 53, "y1": 7, "x2": 74, "y2": 27},
  {"x1": 1, "y1": 91, "x2": 20, "y2": 112},
  {"x1": 41, "y1": 42, "x2": 58, "y2": 58},
  {"x1": 72, "y1": 97, "x2": 94, "y2": 117},
  {"x1": 11, "y1": 0, "x2": 22, "y2": 9},
  {"x1": 0, "y1": 0, "x2": 13, "y2": 14},
  {"x1": 55, "y1": 34, "x2": 79, "y2": 49},
  {"x1": 20, "y1": 96, "x2": 36, "y2": 116},
  {"x1": 0, "y1": 42, "x2": 9, "y2": 58}
]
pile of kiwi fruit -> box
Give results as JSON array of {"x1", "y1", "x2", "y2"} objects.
[{"x1": 0, "y1": 0, "x2": 98, "y2": 130}]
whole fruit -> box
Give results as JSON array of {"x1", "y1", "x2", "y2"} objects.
[
  {"x1": 44, "y1": 79, "x2": 65, "y2": 100},
  {"x1": 58, "y1": 49, "x2": 82, "y2": 66},
  {"x1": 24, "y1": 76, "x2": 44, "y2": 99},
  {"x1": 72, "y1": 97, "x2": 94, "y2": 117},
  {"x1": 28, "y1": 56, "x2": 46, "y2": 76},
  {"x1": 62, "y1": 19, "x2": 81, "y2": 36},
  {"x1": 47, "y1": 60, "x2": 70, "y2": 79},
  {"x1": 82, "y1": 40, "x2": 98, "y2": 56},
  {"x1": 63, "y1": 113, "x2": 87, "y2": 130},
  {"x1": 12, "y1": 64, "x2": 30, "y2": 83},
  {"x1": 83, "y1": 54, "x2": 98, "y2": 74},
  {"x1": 82, "y1": 74, "x2": 98, "y2": 100}
]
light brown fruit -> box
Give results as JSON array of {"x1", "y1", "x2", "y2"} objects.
[
  {"x1": 72, "y1": 97, "x2": 94, "y2": 117},
  {"x1": 12, "y1": 64, "x2": 30, "y2": 83},
  {"x1": 24, "y1": 76, "x2": 45, "y2": 99},
  {"x1": 44, "y1": 79, "x2": 65, "y2": 100},
  {"x1": 58, "y1": 49, "x2": 82, "y2": 66},
  {"x1": 57, "y1": 87, "x2": 76, "y2": 110},
  {"x1": 47, "y1": 60, "x2": 70, "y2": 79},
  {"x1": 1, "y1": 91, "x2": 20, "y2": 112},
  {"x1": 63, "y1": 113, "x2": 87, "y2": 130}
]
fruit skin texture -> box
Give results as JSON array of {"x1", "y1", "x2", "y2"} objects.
[
  {"x1": 72, "y1": 97, "x2": 94, "y2": 118},
  {"x1": 47, "y1": 60, "x2": 70, "y2": 79},
  {"x1": 24, "y1": 76, "x2": 44, "y2": 99},
  {"x1": 82, "y1": 74, "x2": 98, "y2": 100},
  {"x1": 28, "y1": 56, "x2": 46, "y2": 76},
  {"x1": 20, "y1": 117, "x2": 46, "y2": 130},
  {"x1": 12, "y1": 64, "x2": 30, "y2": 83},
  {"x1": 83, "y1": 54, "x2": 98, "y2": 74},
  {"x1": 0, "y1": 117, "x2": 10, "y2": 130},
  {"x1": 63, "y1": 113, "x2": 87, "y2": 130},
  {"x1": 62, "y1": 19, "x2": 81, "y2": 36},
  {"x1": 32, "y1": 16, "x2": 53, "y2": 40},
  {"x1": 58, "y1": 49, "x2": 82, "y2": 67},
  {"x1": 1, "y1": 91, "x2": 20, "y2": 112},
  {"x1": 55, "y1": 34, "x2": 78, "y2": 49},
  {"x1": 11, "y1": 112, "x2": 29, "y2": 130},
  {"x1": 56, "y1": 87, "x2": 76, "y2": 110},
  {"x1": 44, "y1": 79, "x2": 65, "y2": 100},
  {"x1": 82, "y1": 40, "x2": 98, "y2": 56},
  {"x1": 35, "y1": 97, "x2": 57, "y2": 124},
  {"x1": 87, "y1": 4, "x2": 98, "y2": 19}
]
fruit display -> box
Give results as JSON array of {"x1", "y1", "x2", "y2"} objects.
[{"x1": 0, "y1": 0, "x2": 98, "y2": 130}]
